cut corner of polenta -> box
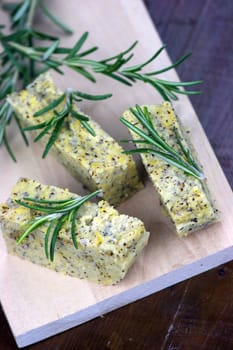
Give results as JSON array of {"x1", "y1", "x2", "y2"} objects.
[{"x1": 0, "y1": 177, "x2": 150, "y2": 285}]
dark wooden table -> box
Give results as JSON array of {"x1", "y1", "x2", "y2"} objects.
[{"x1": 1, "y1": 1, "x2": 233, "y2": 349}]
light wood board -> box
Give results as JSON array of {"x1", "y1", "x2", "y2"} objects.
[{"x1": 0, "y1": 0, "x2": 233, "y2": 347}]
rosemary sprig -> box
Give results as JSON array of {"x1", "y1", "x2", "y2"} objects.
[
  {"x1": 24, "y1": 88, "x2": 112, "y2": 158},
  {"x1": 7, "y1": 39, "x2": 202, "y2": 98},
  {"x1": 120, "y1": 105, "x2": 204, "y2": 180},
  {"x1": 0, "y1": 0, "x2": 202, "y2": 161},
  {"x1": 16, "y1": 189, "x2": 101, "y2": 261}
]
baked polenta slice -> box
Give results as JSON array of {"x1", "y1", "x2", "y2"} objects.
[
  {"x1": 0, "y1": 178, "x2": 149, "y2": 285},
  {"x1": 123, "y1": 102, "x2": 218, "y2": 236},
  {"x1": 7, "y1": 73, "x2": 143, "y2": 206}
]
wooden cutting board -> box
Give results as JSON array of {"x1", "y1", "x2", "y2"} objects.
[{"x1": 0, "y1": 0, "x2": 233, "y2": 347}]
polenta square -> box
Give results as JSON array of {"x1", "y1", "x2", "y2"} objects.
[
  {"x1": 123, "y1": 103, "x2": 218, "y2": 236},
  {"x1": 7, "y1": 73, "x2": 143, "y2": 206},
  {"x1": 0, "y1": 178, "x2": 149, "y2": 285}
]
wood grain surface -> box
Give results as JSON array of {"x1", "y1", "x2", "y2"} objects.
[{"x1": 1, "y1": 0, "x2": 233, "y2": 349}]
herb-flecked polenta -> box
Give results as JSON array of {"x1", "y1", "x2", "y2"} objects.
[
  {"x1": 123, "y1": 102, "x2": 218, "y2": 236},
  {"x1": 7, "y1": 73, "x2": 143, "y2": 206},
  {"x1": 0, "y1": 178, "x2": 149, "y2": 285}
]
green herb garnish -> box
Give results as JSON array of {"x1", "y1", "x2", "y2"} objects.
[
  {"x1": 120, "y1": 105, "x2": 204, "y2": 180},
  {"x1": 16, "y1": 189, "x2": 101, "y2": 261},
  {"x1": 24, "y1": 88, "x2": 112, "y2": 158},
  {"x1": 0, "y1": 0, "x2": 202, "y2": 161}
]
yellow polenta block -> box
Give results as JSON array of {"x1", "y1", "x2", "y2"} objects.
[
  {"x1": 0, "y1": 178, "x2": 149, "y2": 285},
  {"x1": 7, "y1": 73, "x2": 143, "y2": 206},
  {"x1": 123, "y1": 102, "x2": 218, "y2": 236}
]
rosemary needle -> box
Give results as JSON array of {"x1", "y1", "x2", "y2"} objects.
[
  {"x1": 16, "y1": 189, "x2": 101, "y2": 261},
  {"x1": 120, "y1": 105, "x2": 204, "y2": 181}
]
